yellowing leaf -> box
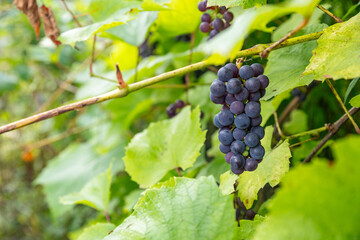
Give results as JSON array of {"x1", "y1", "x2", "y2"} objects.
[{"x1": 107, "y1": 41, "x2": 138, "y2": 70}]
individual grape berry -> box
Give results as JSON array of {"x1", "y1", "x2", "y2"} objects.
[
  {"x1": 231, "y1": 140, "x2": 245, "y2": 154},
  {"x1": 233, "y1": 128, "x2": 246, "y2": 141},
  {"x1": 258, "y1": 75, "x2": 269, "y2": 89},
  {"x1": 251, "y1": 63, "x2": 264, "y2": 77},
  {"x1": 231, "y1": 165, "x2": 244, "y2": 175},
  {"x1": 209, "y1": 29, "x2": 219, "y2": 39},
  {"x1": 200, "y1": 22, "x2": 211, "y2": 33},
  {"x1": 198, "y1": 0, "x2": 207, "y2": 12},
  {"x1": 223, "y1": 11, "x2": 233, "y2": 22},
  {"x1": 248, "y1": 91, "x2": 261, "y2": 102},
  {"x1": 212, "y1": 18, "x2": 224, "y2": 31},
  {"x1": 244, "y1": 132, "x2": 260, "y2": 148},
  {"x1": 210, "y1": 93, "x2": 225, "y2": 104},
  {"x1": 218, "y1": 109, "x2": 234, "y2": 126},
  {"x1": 235, "y1": 88, "x2": 249, "y2": 102},
  {"x1": 217, "y1": 66, "x2": 233, "y2": 82},
  {"x1": 256, "y1": 158, "x2": 263, "y2": 163},
  {"x1": 245, "y1": 77, "x2": 260, "y2": 93},
  {"x1": 225, "y1": 94, "x2": 236, "y2": 105},
  {"x1": 244, "y1": 158, "x2": 258, "y2": 171},
  {"x1": 225, "y1": 152, "x2": 234, "y2": 164},
  {"x1": 201, "y1": 13, "x2": 212, "y2": 23},
  {"x1": 218, "y1": 129, "x2": 233, "y2": 145},
  {"x1": 244, "y1": 210, "x2": 256, "y2": 220},
  {"x1": 219, "y1": 6, "x2": 227, "y2": 14},
  {"x1": 230, "y1": 154, "x2": 245, "y2": 169},
  {"x1": 251, "y1": 115, "x2": 262, "y2": 127},
  {"x1": 245, "y1": 101, "x2": 261, "y2": 118},
  {"x1": 174, "y1": 100, "x2": 185, "y2": 109},
  {"x1": 227, "y1": 78, "x2": 242, "y2": 94},
  {"x1": 260, "y1": 89, "x2": 266, "y2": 98},
  {"x1": 213, "y1": 114, "x2": 224, "y2": 128},
  {"x1": 250, "y1": 145, "x2": 265, "y2": 160},
  {"x1": 210, "y1": 79, "x2": 226, "y2": 97},
  {"x1": 235, "y1": 113, "x2": 250, "y2": 129},
  {"x1": 225, "y1": 63, "x2": 239, "y2": 77},
  {"x1": 221, "y1": 105, "x2": 230, "y2": 110},
  {"x1": 166, "y1": 104, "x2": 176, "y2": 118},
  {"x1": 220, "y1": 143, "x2": 231, "y2": 154},
  {"x1": 224, "y1": 22, "x2": 230, "y2": 29},
  {"x1": 239, "y1": 65, "x2": 254, "y2": 80},
  {"x1": 242, "y1": 150, "x2": 249, "y2": 157},
  {"x1": 251, "y1": 126, "x2": 265, "y2": 139},
  {"x1": 230, "y1": 101, "x2": 244, "y2": 115}
]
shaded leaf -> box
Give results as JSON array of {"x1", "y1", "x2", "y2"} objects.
[
  {"x1": 77, "y1": 223, "x2": 115, "y2": 240},
  {"x1": 104, "y1": 177, "x2": 235, "y2": 240},
  {"x1": 349, "y1": 94, "x2": 360, "y2": 107},
  {"x1": 283, "y1": 110, "x2": 308, "y2": 135},
  {"x1": 123, "y1": 106, "x2": 206, "y2": 187},
  {"x1": 197, "y1": 157, "x2": 230, "y2": 182},
  {"x1": 344, "y1": 77, "x2": 359, "y2": 103}
]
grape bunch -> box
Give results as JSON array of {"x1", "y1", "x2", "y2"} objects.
[
  {"x1": 198, "y1": 0, "x2": 234, "y2": 40},
  {"x1": 166, "y1": 100, "x2": 186, "y2": 118},
  {"x1": 210, "y1": 62, "x2": 270, "y2": 175}
]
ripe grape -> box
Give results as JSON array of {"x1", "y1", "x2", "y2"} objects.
[
  {"x1": 231, "y1": 165, "x2": 244, "y2": 175},
  {"x1": 251, "y1": 115, "x2": 262, "y2": 127},
  {"x1": 239, "y1": 65, "x2": 254, "y2": 80},
  {"x1": 227, "y1": 78, "x2": 242, "y2": 94},
  {"x1": 225, "y1": 93, "x2": 236, "y2": 105},
  {"x1": 251, "y1": 63, "x2": 264, "y2": 77},
  {"x1": 233, "y1": 128, "x2": 246, "y2": 141},
  {"x1": 218, "y1": 129, "x2": 233, "y2": 145},
  {"x1": 225, "y1": 63, "x2": 239, "y2": 77},
  {"x1": 260, "y1": 89, "x2": 266, "y2": 98},
  {"x1": 258, "y1": 75, "x2": 269, "y2": 89},
  {"x1": 200, "y1": 22, "x2": 211, "y2": 33},
  {"x1": 209, "y1": 29, "x2": 219, "y2": 39},
  {"x1": 224, "y1": 22, "x2": 230, "y2": 29},
  {"x1": 213, "y1": 114, "x2": 224, "y2": 128},
  {"x1": 198, "y1": 1, "x2": 207, "y2": 12},
  {"x1": 209, "y1": 93, "x2": 225, "y2": 104},
  {"x1": 244, "y1": 133, "x2": 260, "y2": 148},
  {"x1": 201, "y1": 13, "x2": 212, "y2": 23},
  {"x1": 225, "y1": 152, "x2": 234, "y2": 164},
  {"x1": 235, "y1": 113, "x2": 250, "y2": 129},
  {"x1": 230, "y1": 101, "x2": 244, "y2": 115},
  {"x1": 220, "y1": 143, "x2": 231, "y2": 153},
  {"x1": 230, "y1": 154, "x2": 245, "y2": 169},
  {"x1": 244, "y1": 210, "x2": 256, "y2": 220},
  {"x1": 245, "y1": 101, "x2": 261, "y2": 118},
  {"x1": 210, "y1": 79, "x2": 226, "y2": 97},
  {"x1": 223, "y1": 11, "x2": 234, "y2": 22},
  {"x1": 212, "y1": 18, "x2": 224, "y2": 31},
  {"x1": 218, "y1": 109, "x2": 234, "y2": 126},
  {"x1": 217, "y1": 66, "x2": 233, "y2": 82},
  {"x1": 219, "y1": 6, "x2": 227, "y2": 14},
  {"x1": 174, "y1": 100, "x2": 185, "y2": 109},
  {"x1": 250, "y1": 145, "x2": 265, "y2": 159},
  {"x1": 166, "y1": 104, "x2": 176, "y2": 118},
  {"x1": 248, "y1": 91, "x2": 261, "y2": 101},
  {"x1": 244, "y1": 158, "x2": 258, "y2": 171},
  {"x1": 245, "y1": 77, "x2": 260, "y2": 93},
  {"x1": 251, "y1": 126, "x2": 265, "y2": 139},
  {"x1": 231, "y1": 140, "x2": 245, "y2": 154},
  {"x1": 235, "y1": 88, "x2": 249, "y2": 102}
]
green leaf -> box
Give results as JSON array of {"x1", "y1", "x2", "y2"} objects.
[
  {"x1": 263, "y1": 23, "x2": 327, "y2": 100},
  {"x1": 344, "y1": 77, "x2": 359, "y2": 103},
  {"x1": 303, "y1": 13, "x2": 360, "y2": 81},
  {"x1": 237, "y1": 126, "x2": 291, "y2": 209},
  {"x1": 104, "y1": 177, "x2": 235, "y2": 240},
  {"x1": 0, "y1": 72, "x2": 18, "y2": 94},
  {"x1": 349, "y1": 94, "x2": 360, "y2": 107},
  {"x1": 233, "y1": 216, "x2": 264, "y2": 240},
  {"x1": 105, "y1": 11, "x2": 158, "y2": 46},
  {"x1": 197, "y1": 157, "x2": 230, "y2": 182},
  {"x1": 283, "y1": 110, "x2": 308, "y2": 135},
  {"x1": 207, "y1": 0, "x2": 266, "y2": 8},
  {"x1": 253, "y1": 136, "x2": 360, "y2": 240},
  {"x1": 34, "y1": 143, "x2": 123, "y2": 218},
  {"x1": 60, "y1": 166, "x2": 112, "y2": 212},
  {"x1": 219, "y1": 171, "x2": 238, "y2": 195},
  {"x1": 59, "y1": 12, "x2": 137, "y2": 45},
  {"x1": 123, "y1": 106, "x2": 206, "y2": 187},
  {"x1": 156, "y1": 0, "x2": 202, "y2": 37},
  {"x1": 77, "y1": 223, "x2": 115, "y2": 240}
]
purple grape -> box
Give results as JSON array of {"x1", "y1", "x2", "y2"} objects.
[
  {"x1": 239, "y1": 65, "x2": 254, "y2": 80},
  {"x1": 258, "y1": 75, "x2": 269, "y2": 89},
  {"x1": 251, "y1": 63, "x2": 264, "y2": 77},
  {"x1": 235, "y1": 113, "x2": 250, "y2": 129},
  {"x1": 245, "y1": 77, "x2": 261, "y2": 93},
  {"x1": 230, "y1": 154, "x2": 245, "y2": 169},
  {"x1": 251, "y1": 115, "x2": 262, "y2": 127},
  {"x1": 212, "y1": 18, "x2": 224, "y2": 31},
  {"x1": 235, "y1": 88, "x2": 249, "y2": 102},
  {"x1": 210, "y1": 79, "x2": 226, "y2": 97},
  {"x1": 250, "y1": 145, "x2": 265, "y2": 160},
  {"x1": 225, "y1": 94, "x2": 236, "y2": 105},
  {"x1": 209, "y1": 29, "x2": 219, "y2": 39},
  {"x1": 248, "y1": 91, "x2": 261, "y2": 101},
  {"x1": 198, "y1": 1, "x2": 207, "y2": 12},
  {"x1": 201, "y1": 13, "x2": 212, "y2": 23},
  {"x1": 244, "y1": 132, "x2": 260, "y2": 148},
  {"x1": 225, "y1": 152, "x2": 234, "y2": 164},
  {"x1": 231, "y1": 140, "x2": 245, "y2": 154},
  {"x1": 251, "y1": 126, "x2": 265, "y2": 139},
  {"x1": 166, "y1": 104, "x2": 176, "y2": 118},
  {"x1": 220, "y1": 143, "x2": 231, "y2": 153},
  {"x1": 227, "y1": 78, "x2": 242, "y2": 94},
  {"x1": 223, "y1": 11, "x2": 233, "y2": 22},
  {"x1": 230, "y1": 101, "x2": 244, "y2": 115},
  {"x1": 224, "y1": 22, "x2": 230, "y2": 29},
  {"x1": 209, "y1": 93, "x2": 225, "y2": 104},
  {"x1": 174, "y1": 100, "x2": 185, "y2": 109},
  {"x1": 219, "y1": 6, "x2": 227, "y2": 14},
  {"x1": 260, "y1": 89, "x2": 266, "y2": 98},
  {"x1": 233, "y1": 128, "x2": 246, "y2": 141},
  {"x1": 245, "y1": 158, "x2": 258, "y2": 171},
  {"x1": 218, "y1": 129, "x2": 233, "y2": 145},
  {"x1": 245, "y1": 101, "x2": 261, "y2": 118},
  {"x1": 217, "y1": 66, "x2": 233, "y2": 82},
  {"x1": 231, "y1": 166, "x2": 244, "y2": 175},
  {"x1": 213, "y1": 114, "x2": 224, "y2": 128},
  {"x1": 225, "y1": 63, "x2": 238, "y2": 77},
  {"x1": 218, "y1": 109, "x2": 234, "y2": 126},
  {"x1": 200, "y1": 22, "x2": 211, "y2": 33}
]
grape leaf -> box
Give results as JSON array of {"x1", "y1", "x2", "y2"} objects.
[
  {"x1": 233, "y1": 216, "x2": 264, "y2": 240},
  {"x1": 219, "y1": 171, "x2": 238, "y2": 195},
  {"x1": 197, "y1": 157, "x2": 230, "y2": 182},
  {"x1": 156, "y1": 0, "x2": 202, "y2": 37},
  {"x1": 237, "y1": 126, "x2": 291, "y2": 209},
  {"x1": 207, "y1": 0, "x2": 266, "y2": 8},
  {"x1": 253, "y1": 136, "x2": 360, "y2": 240},
  {"x1": 60, "y1": 167, "x2": 112, "y2": 212},
  {"x1": 77, "y1": 223, "x2": 115, "y2": 240},
  {"x1": 283, "y1": 110, "x2": 308, "y2": 135},
  {"x1": 344, "y1": 77, "x2": 359, "y2": 103},
  {"x1": 303, "y1": 13, "x2": 360, "y2": 81},
  {"x1": 349, "y1": 94, "x2": 360, "y2": 107},
  {"x1": 123, "y1": 106, "x2": 206, "y2": 187},
  {"x1": 104, "y1": 177, "x2": 235, "y2": 240}
]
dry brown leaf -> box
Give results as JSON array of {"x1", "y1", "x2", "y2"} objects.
[
  {"x1": 39, "y1": 5, "x2": 61, "y2": 46},
  {"x1": 13, "y1": 0, "x2": 41, "y2": 37}
]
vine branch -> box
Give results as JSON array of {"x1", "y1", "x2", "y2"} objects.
[
  {"x1": 317, "y1": 5, "x2": 343, "y2": 23},
  {"x1": 0, "y1": 31, "x2": 324, "y2": 135}
]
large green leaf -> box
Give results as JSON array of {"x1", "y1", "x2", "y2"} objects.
[
  {"x1": 34, "y1": 143, "x2": 123, "y2": 218},
  {"x1": 349, "y1": 94, "x2": 360, "y2": 107},
  {"x1": 303, "y1": 13, "x2": 360, "y2": 81},
  {"x1": 207, "y1": 0, "x2": 266, "y2": 8},
  {"x1": 123, "y1": 106, "x2": 206, "y2": 187},
  {"x1": 104, "y1": 177, "x2": 235, "y2": 240},
  {"x1": 156, "y1": 0, "x2": 202, "y2": 37},
  {"x1": 253, "y1": 136, "x2": 360, "y2": 239},
  {"x1": 60, "y1": 167, "x2": 112, "y2": 212},
  {"x1": 219, "y1": 171, "x2": 238, "y2": 195},
  {"x1": 77, "y1": 223, "x2": 115, "y2": 240},
  {"x1": 233, "y1": 216, "x2": 264, "y2": 240},
  {"x1": 237, "y1": 126, "x2": 291, "y2": 209},
  {"x1": 283, "y1": 109, "x2": 308, "y2": 135}
]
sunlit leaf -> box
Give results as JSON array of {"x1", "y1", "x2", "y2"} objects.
[{"x1": 77, "y1": 223, "x2": 115, "y2": 240}]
